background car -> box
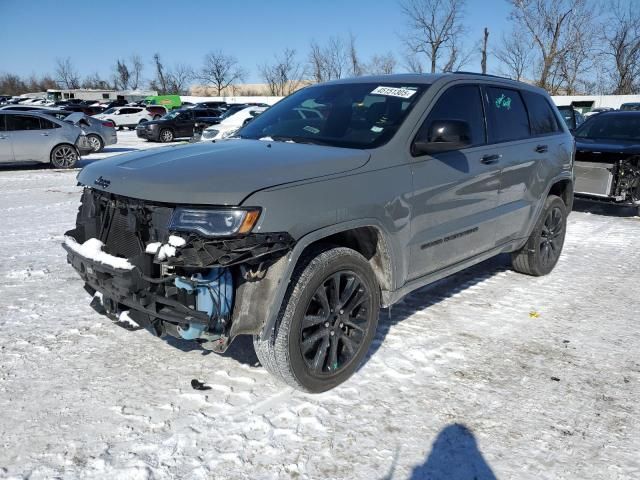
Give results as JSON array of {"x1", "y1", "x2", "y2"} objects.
[
  {"x1": 136, "y1": 108, "x2": 221, "y2": 142},
  {"x1": 94, "y1": 106, "x2": 153, "y2": 130},
  {"x1": 573, "y1": 111, "x2": 640, "y2": 214},
  {"x1": 557, "y1": 105, "x2": 585, "y2": 130},
  {"x1": 57, "y1": 104, "x2": 106, "y2": 116},
  {"x1": 145, "y1": 105, "x2": 168, "y2": 119},
  {"x1": 200, "y1": 106, "x2": 267, "y2": 141},
  {"x1": 0, "y1": 104, "x2": 57, "y2": 112},
  {"x1": 192, "y1": 101, "x2": 228, "y2": 110},
  {"x1": 38, "y1": 110, "x2": 117, "y2": 153},
  {"x1": 620, "y1": 102, "x2": 640, "y2": 111},
  {"x1": 583, "y1": 107, "x2": 614, "y2": 118},
  {"x1": 0, "y1": 111, "x2": 89, "y2": 168}
]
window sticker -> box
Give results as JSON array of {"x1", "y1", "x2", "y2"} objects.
[
  {"x1": 370, "y1": 86, "x2": 417, "y2": 99},
  {"x1": 303, "y1": 125, "x2": 320, "y2": 134},
  {"x1": 371, "y1": 126, "x2": 384, "y2": 133},
  {"x1": 495, "y1": 93, "x2": 512, "y2": 110}
]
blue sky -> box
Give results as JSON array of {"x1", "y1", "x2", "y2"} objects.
[{"x1": 1, "y1": 0, "x2": 516, "y2": 83}]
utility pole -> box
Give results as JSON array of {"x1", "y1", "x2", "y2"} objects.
[{"x1": 481, "y1": 27, "x2": 489, "y2": 74}]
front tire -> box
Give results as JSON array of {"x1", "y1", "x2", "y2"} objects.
[
  {"x1": 50, "y1": 144, "x2": 78, "y2": 169},
  {"x1": 511, "y1": 194, "x2": 567, "y2": 276},
  {"x1": 87, "y1": 134, "x2": 104, "y2": 153},
  {"x1": 159, "y1": 129, "x2": 174, "y2": 143},
  {"x1": 254, "y1": 247, "x2": 380, "y2": 393}
]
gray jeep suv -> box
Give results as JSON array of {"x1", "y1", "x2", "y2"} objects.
[{"x1": 63, "y1": 73, "x2": 574, "y2": 392}]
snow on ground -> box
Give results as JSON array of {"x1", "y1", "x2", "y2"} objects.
[{"x1": 0, "y1": 147, "x2": 639, "y2": 479}]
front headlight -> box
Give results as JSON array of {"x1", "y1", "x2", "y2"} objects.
[{"x1": 169, "y1": 208, "x2": 260, "y2": 237}]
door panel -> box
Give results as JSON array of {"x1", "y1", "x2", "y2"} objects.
[
  {"x1": 0, "y1": 133, "x2": 14, "y2": 162},
  {"x1": 408, "y1": 148, "x2": 501, "y2": 279},
  {"x1": 6, "y1": 114, "x2": 52, "y2": 162}
]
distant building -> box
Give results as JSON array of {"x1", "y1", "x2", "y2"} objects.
[
  {"x1": 551, "y1": 94, "x2": 640, "y2": 113},
  {"x1": 45, "y1": 88, "x2": 157, "y2": 103}
]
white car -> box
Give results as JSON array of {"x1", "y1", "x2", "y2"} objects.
[
  {"x1": 94, "y1": 106, "x2": 153, "y2": 130},
  {"x1": 200, "y1": 106, "x2": 267, "y2": 141}
]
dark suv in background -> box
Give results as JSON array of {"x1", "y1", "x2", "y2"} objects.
[
  {"x1": 136, "y1": 108, "x2": 221, "y2": 142},
  {"x1": 64, "y1": 73, "x2": 574, "y2": 392}
]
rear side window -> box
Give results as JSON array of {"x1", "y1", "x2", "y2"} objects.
[
  {"x1": 0, "y1": 115, "x2": 5, "y2": 131},
  {"x1": 416, "y1": 84, "x2": 486, "y2": 148},
  {"x1": 523, "y1": 91, "x2": 560, "y2": 135},
  {"x1": 485, "y1": 87, "x2": 530, "y2": 143},
  {"x1": 6, "y1": 114, "x2": 41, "y2": 131},
  {"x1": 40, "y1": 118, "x2": 60, "y2": 129}
]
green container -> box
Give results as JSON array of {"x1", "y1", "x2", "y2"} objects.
[{"x1": 144, "y1": 95, "x2": 182, "y2": 110}]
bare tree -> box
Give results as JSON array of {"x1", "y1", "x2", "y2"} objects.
[
  {"x1": 129, "y1": 54, "x2": 144, "y2": 90},
  {"x1": 82, "y1": 72, "x2": 110, "y2": 89},
  {"x1": 114, "y1": 59, "x2": 130, "y2": 90},
  {"x1": 55, "y1": 57, "x2": 80, "y2": 89},
  {"x1": 602, "y1": 0, "x2": 640, "y2": 94},
  {"x1": 259, "y1": 48, "x2": 306, "y2": 96},
  {"x1": 481, "y1": 27, "x2": 489, "y2": 74},
  {"x1": 399, "y1": 0, "x2": 467, "y2": 73},
  {"x1": 441, "y1": 39, "x2": 474, "y2": 72},
  {"x1": 507, "y1": 0, "x2": 594, "y2": 92},
  {"x1": 199, "y1": 51, "x2": 245, "y2": 96},
  {"x1": 367, "y1": 53, "x2": 398, "y2": 75},
  {"x1": 403, "y1": 52, "x2": 425, "y2": 73},
  {"x1": 348, "y1": 33, "x2": 364, "y2": 76},
  {"x1": 166, "y1": 64, "x2": 194, "y2": 95},
  {"x1": 494, "y1": 30, "x2": 531, "y2": 81},
  {"x1": 151, "y1": 53, "x2": 168, "y2": 94},
  {"x1": 307, "y1": 36, "x2": 349, "y2": 82}
]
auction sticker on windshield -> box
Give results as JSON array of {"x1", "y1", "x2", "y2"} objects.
[{"x1": 370, "y1": 86, "x2": 417, "y2": 99}]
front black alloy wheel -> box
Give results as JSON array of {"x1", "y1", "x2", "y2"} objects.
[
  {"x1": 254, "y1": 247, "x2": 380, "y2": 392},
  {"x1": 300, "y1": 271, "x2": 371, "y2": 375}
]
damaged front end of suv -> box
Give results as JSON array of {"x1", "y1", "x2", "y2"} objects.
[{"x1": 63, "y1": 187, "x2": 294, "y2": 352}]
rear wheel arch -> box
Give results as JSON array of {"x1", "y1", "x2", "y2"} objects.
[{"x1": 548, "y1": 178, "x2": 574, "y2": 212}]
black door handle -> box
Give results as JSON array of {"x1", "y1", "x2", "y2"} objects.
[
  {"x1": 481, "y1": 154, "x2": 502, "y2": 164},
  {"x1": 535, "y1": 144, "x2": 548, "y2": 153}
]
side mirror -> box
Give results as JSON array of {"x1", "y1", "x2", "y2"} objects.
[{"x1": 413, "y1": 119, "x2": 472, "y2": 155}]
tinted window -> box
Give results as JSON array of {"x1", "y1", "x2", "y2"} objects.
[
  {"x1": 0, "y1": 115, "x2": 5, "y2": 131},
  {"x1": 485, "y1": 87, "x2": 530, "y2": 142},
  {"x1": 40, "y1": 118, "x2": 59, "y2": 129},
  {"x1": 193, "y1": 110, "x2": 209, "y2": 118},
  {"x1": 522, "y1": 91, "x2": 560, "y2": 135},
  {"x1": 6, "y1": 114, "x2": 42, "y2": 131},
  {"x1": 415, "y1": 84, "x2": 486, "y2": 150}
]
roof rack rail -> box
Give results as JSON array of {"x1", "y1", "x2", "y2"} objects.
[{"x1": 453, "y1": 71, "x2": 512, "y2": 81}]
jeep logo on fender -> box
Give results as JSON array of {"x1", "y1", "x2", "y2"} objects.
[{"x1": 94, "y1": 176, "x2": 111, "y2": 188}]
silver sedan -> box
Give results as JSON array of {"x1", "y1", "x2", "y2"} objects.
[
  {"x1": 0, "y1": 111, "x2": 90, "y2": 168},
  {"x1": 40, "y1": 111, "x2": 117, "y2": 153}
]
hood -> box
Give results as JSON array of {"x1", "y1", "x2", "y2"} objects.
[
  {"x1": 575, "y1": 137, "x2": 640, "y2": 155},
  {"x1": 77, "y1": 139, "x2": 371, "y2": 205}
]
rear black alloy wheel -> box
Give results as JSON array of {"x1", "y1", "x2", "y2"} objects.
[
  {"x1": 511, "y1": 194, "x2": 567, "y2": 276},
  {"x1": 539, "y1": 206, "x2": 564, "y2": 268},
  {"x1": 50, "y1": 144, "x2": 78, "y2": 169},
  {"x1": 300, "y1": 270, "x2": 371, "y2": 375},
  {"x1": 254, "y1": 247, "x2": 380, "y2": 392}
]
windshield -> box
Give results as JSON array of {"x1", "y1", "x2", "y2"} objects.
[
  {"x1": 102, "y1": 108, "x2": 116, "y2": 115},
  {"x1": 238, "y1": 83, "x2": 428, "y2": 148},
  {"x1": 575, "y1": 114, "x2": 640, "y2": 141}
]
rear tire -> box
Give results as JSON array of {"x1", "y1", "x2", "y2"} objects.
[
  {"x1": 511, "y1": 195, "x2": 567, "y2": 276},
  {"x1": 50, "y1": 144, "x2": 78, "y2": 169},
  {"x1": 87, "y1": 134, "x2": 104, "y2": 153},
  {"x1": 254, "y1": 246, "x2": 380, "y2": 393}
]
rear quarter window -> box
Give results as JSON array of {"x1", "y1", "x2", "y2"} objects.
[
  {"x1": 522, "y1": 91, "x2": 561, "y2": 135},
  {"x1": 485, "y1": 86, "x2": 530, "y2": 143}
]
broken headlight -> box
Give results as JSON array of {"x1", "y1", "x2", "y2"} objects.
[{"x1": 169, "y1": 208, "x2": 260, "y2": 237}]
